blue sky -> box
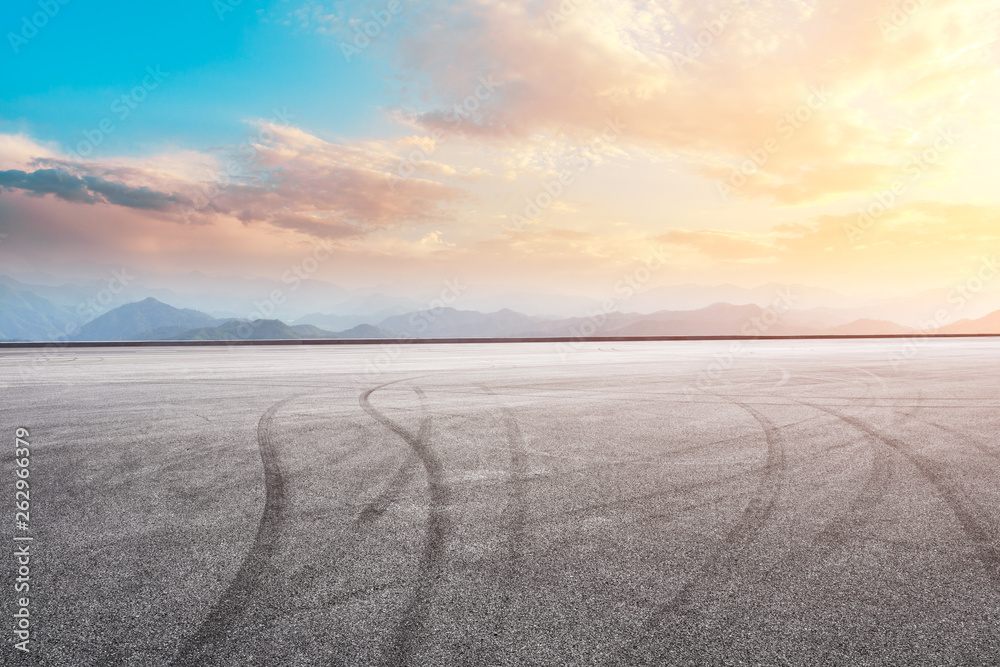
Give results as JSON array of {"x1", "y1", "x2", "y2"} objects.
[{"x1": 1, "y1": 0, "x2": 393, "y2": 155}]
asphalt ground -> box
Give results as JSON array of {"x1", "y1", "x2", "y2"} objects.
[{"x1": 1, "y1": 339, "x2": 999, "y2": 666}]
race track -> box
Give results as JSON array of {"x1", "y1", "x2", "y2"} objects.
[{"x1": 2, "y1": 339, "x2": 1000, "y2": 666}]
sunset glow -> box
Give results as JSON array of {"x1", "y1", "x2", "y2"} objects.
[{"x1": 2, "y1": 0, "x2": 999, "y2": 301}]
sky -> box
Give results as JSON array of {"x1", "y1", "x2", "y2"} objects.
[{"x1": 1, "y1": 0, "x2": 999, "y2": 302}]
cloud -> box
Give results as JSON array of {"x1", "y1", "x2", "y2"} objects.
[
  {"x1": 81, "y1": 176, "x2": 184, "y2": 210},
  {"x1": 189, "y1": 123, "x2": 469, "y2": 231},
  {"x1": 263, "y1": 213, "x2": 360, "y2": 239},
  {"x1": 0, "y1": 134, "x2": 60, "y2": 169},
  {"x1": 0, "y1": 126, "x2": 478, "y2": 283},
  {"x1": 359, "y1": 0, "x2": 998, "y2": 204},
  {"x1": 0, "y1": 124, "x2": 468, "y2": 240},
  {"x1": 653, "y1": 201, "x2": 1000, "y2": 288},
  {"x1": 657, "y1": 229, "x2": 777, "y2": 261},
  {"x1": 0, "y1": 169, "x2": 98, "y2": 203},
  {"x1": 0, "y1": 168, "x2": 183, "y2": 209},
  {"x1": 736, "y1": 163, "x2": 901, "y2": 206}
]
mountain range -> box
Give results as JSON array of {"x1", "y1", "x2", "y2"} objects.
[
  {"x1": 3, "y1": 292, "x2": 1000, "y2": 342},
  {"x1": 3, "y1": 271, "x2": 1000, "y2": 341}
]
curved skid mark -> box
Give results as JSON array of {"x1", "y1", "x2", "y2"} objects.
[
  {"x1": 352, "y1": 381, "x2": 430, "y2": 528},
  {"x1": 752, "y1": 391, "x2": 937, "y2": 591},
  {"x1": 170, "y1": 395, "x2": 297, "y2": 666},
  {"x1": 923, "y1": 419, "x2": 1000, "y2": 461},
  {"x1": 480, "y1": 385, "x2": 529, "y2": 634},
  {"x1": 761, "y1": 399, "x2": 898, "y2": 584},
  {"x1": 360, "y1": 381, "x2": 449, "y2": 666},
  {"x1": 803, "y1": 402, "x2": 1000, "y2": 588},
  {"x1": 747, "y1": 374, "x2": 905, "y2": 583},
  {"x1": 663, "y1": 400, "x2": 786, "y2": 609},
  {"x1": 354, "y1": 459, "x2": 420, "y2": 527},
  {"x1": 621, "y1": 396, "x2": 788, "y2": 659}
]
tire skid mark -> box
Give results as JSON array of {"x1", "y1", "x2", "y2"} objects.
[
  {"x1": 761, "y1": 399, "x2": 897, "y2": 583},
  {"x1": 426, "y1": 382, "x2": 964, "y2": 407},
  {"x1": 922, "y1": 419, "x2": 1000, "y2": 461},
  {"x1": 360, "y1": 381, "x2": 449, "y2": 666},
  {"x1": 479, "y1": 385, "x2": 529, "y2": 634},
  {"x1": 801, "y1": 402, "x2": 1000, "y2": 588},
  {"x1": 344, "y1": 382, "x2": 428, "y2": 530},
  {"x1": 288, "y1": 563, "x2": 399, "y2": 608},
  {"x1": 170, "y1": 395, "x2": 299, "y2": 666},
  {"x1": 558, "y1": 470, "x2": 762, "y2": 522},
  {"x1": 692, "y1": 399, "x2": 788, "y2": 567},
  {"x1": 622, "y1": 395, "x2": 788, "y2": 659},
  {"x1": 354, "y1": 458, "x2": 420, "y2": 527},
  {"x1": 625, "y1": 372, "x2": 895, "y2": 660},
  {"x1": 740, "y1": 375, "x2": 907, "y2": 589}
]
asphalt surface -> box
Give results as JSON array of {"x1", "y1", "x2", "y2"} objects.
[{"x1": 2, "y1": 339, "x2": 999, "y2": 666}]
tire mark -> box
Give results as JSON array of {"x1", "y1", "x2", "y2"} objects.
[
  {"x1": 621, "y1": 395, "x2": 788, "y2": 659},
  {"x1": 360, "y1": 381, "x2": 449, "y2": 666},
  {"x1": 801, "y1": 402, "x2": 1000, "y2": 588},
  {"x1": 922, "y1": 419, "x2": 1000, "y2": 461},
  {"x1": 351, "y1": 389, "x2": 427, "y2": 530},
  {"x1": 757, "y1": 377, "x2": 914, "y2": 581},
  {"x1": 170, "y1": 395, "x2": 298, "y2": 666},
  {"x1": 479, "y1": 385, "x2": 529, "y2": 635},
  {"x1": 354, "y1": 459, "x2": 420, "y2": 527},
  {"x1": 759, "y1": 399, "x2": 897, "y2": 585}
]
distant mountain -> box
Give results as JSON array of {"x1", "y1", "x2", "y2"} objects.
[
  {"x1": 8, "y1": 277, "x2": 1000, "y2": 342},
  {"x1": 334, "y1": 324, "x2": 397, "y2": 339},
  {"x1": 169, "y1": 319, "x2": 337, "y2": 341},
  {"x1": 0, "y1": 283, "x2": 76, "y2": 340},
  {"x1": 73, "y1": 298, "x2": 218, "y2": 341},
  {"x1": 824, "y1": 319, "x2": 915, "y2": 335},
  {"x1": 602, "y1": 303, "x2": 811, "y2": 337},
  {"x1": 938, "y1": 310, "x2": 1000, "y2": 334},
  {"x1": 0, "y1": 274, "x2": 115, "y2": 311},
  {"x1": 458, "y1": 290, "x2": 602, "y2": 318},
  {"x1": 378, "y1": 308, "x2": 541, "y2": 338},
  {"x1": 626, "y1": 283, "x2": 854, "y2": 313},
  {"x1": 512, "y1": 303, "x2": 801, "y2": 337},
  {"x1": 525, "y1": 311, "x2": 642, "y2": 336},
  {"x1": 295, "y1": 312, "x2": 373, "y2": 331},
  {"x1": 327, "y1": 292, "x2": 422, "y2": 317}
]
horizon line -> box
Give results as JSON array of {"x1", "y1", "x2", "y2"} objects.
[{"x1": 3, "y1": 333, "x2": 1000, "y2": 349}]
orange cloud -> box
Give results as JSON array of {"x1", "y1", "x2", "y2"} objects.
[
  {"x1": 657, "y1": 229, "x2": 776, "y2": 262},
  {"x1": 1, "y1": 127, "x2": 468, "y2": 243},
  {"x1": 371, "y1": 0, "x2": 997, "y2": 204}
]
